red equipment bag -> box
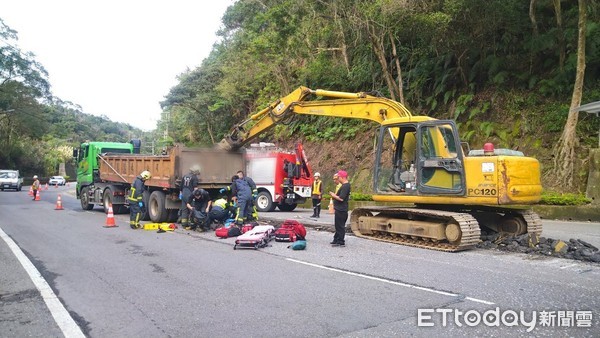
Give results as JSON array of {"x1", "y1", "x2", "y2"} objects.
[
  {"x1": 241, "y1": 222, "x2": 257, "y2": 234},
  {"x1": 274, "y1": 219, "x2": 306, "y2": 242},
  {"x1": 274, "y1": 227, "x2": 297, "y2": 242},
  {"x1": 215, "y1": 225, "x2": 242, "y2": 238},
  {"x1": 215, "y1": 227, "x2": 229, "y2": 238}
]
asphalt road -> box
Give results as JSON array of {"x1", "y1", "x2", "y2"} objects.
[{"x1": 1, "y1": 186, "x2": 599, "y2": 337}]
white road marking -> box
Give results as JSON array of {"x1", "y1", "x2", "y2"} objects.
[
  {"x1": 559, "y1": 263, "x2": 579, "y2": 269},
  {"x1": 0, "y1": 227, "x2": 85, "y2": 338},
  {"x1": 287, "y1": 258, "x2": 494, "y2": 305}
]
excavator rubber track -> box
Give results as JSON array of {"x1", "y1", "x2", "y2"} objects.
[
  {"x1": 350, "y1": 207, "x2": 481, "y2": 252},
  {"x1": 350, "y1": 207, "x2": 544, "y2": 252},
  {"x1": 518, "y1": 209, "x2": 543, "y2": 245}
]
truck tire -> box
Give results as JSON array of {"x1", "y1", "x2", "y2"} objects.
[
  {"x1": 149, "y1": 190, "x2": 168, "y2": 223},
  {"x1": 278, "y1": 203, "x2": 297, "y2": 212},
  {"x1": 256, "y1": 191, "x2": 276, "y2": 212},
  {"x1": 80, "y1": 187, "x2": 94, "y2": 210},
  {"x1": 103, "y1": 188, "x2": 127, "y2": 214}
]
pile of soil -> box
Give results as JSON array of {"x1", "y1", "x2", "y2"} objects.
[{"x1": 478, "y1": 233, "x2": 600, "y2": 263}]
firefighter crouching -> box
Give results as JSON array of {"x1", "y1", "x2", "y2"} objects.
[
  {"x1": 128, "y1": 170, "x2": 151, "y2": 229},
  {"x1": 186, "y1": 188, "x2": 212, "y2": 231},
  {"x1": 206, "y1": 196, "x2": 234, "y2": 229}
]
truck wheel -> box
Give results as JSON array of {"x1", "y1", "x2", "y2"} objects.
[
  {"x1": 278, "y1": 203, "x2": 297, "y2": 212},
  {"x1": 17, "y1": 185, "x2": 22, "y2": 192},
  {"x1": 80, "y1": 187, "x2": 94, "y2": 210},
  {"x1": 103, "y1": 188, "x2": 126, "y2": 214},
  {"x1": 256, "y1": 191, "x2": 275, "y2": 212},
  {"x1": 149, "y1": 190, "x2": 168, "y2": 223}
]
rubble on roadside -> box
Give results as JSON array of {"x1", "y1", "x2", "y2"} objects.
[{"x1": 478, "y1": 233, "x2": 600, "y2": 263}]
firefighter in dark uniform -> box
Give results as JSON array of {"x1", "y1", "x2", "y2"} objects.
[
  {"x1": 236, "y1": 170, "x2": 258, "y2": 221},
  {"x1": 220, "y1": 175, "x2": 252, "y2": 225},
  {"x1": 180, "y1": 165, "x2": 201, "y2": 229},
  {"x1": 185, "y1": 188, "x2": 211, "y2": 231},
  {"x1": 128, "y1": 170, "x2": 151, "y2": 229}
]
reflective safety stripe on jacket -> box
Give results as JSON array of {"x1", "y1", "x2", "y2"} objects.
[{"x1": 127, "y1": 176, "x2": 145, "y2": 202}]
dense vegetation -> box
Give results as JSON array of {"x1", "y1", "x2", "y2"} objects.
[
  {"x1": 0, "y1": 19, "x2": 155, "y2": 177},
  {"x1": 160, "y1": 0, "x2": 600, "y2": 192}
]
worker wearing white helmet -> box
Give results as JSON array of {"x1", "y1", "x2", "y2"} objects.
[
  {"x1": 310, "y1": 172, "x2": 322, "y2": 218},
  {"x1": 127, "y1": 170, "x2": 152, "y2": 229},
  {"x1": 32, "y1": 175, "x2": 40, "y2": 201}
]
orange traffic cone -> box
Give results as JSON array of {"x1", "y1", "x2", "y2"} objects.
[
  {"x1": 45, "y1": 183, "x2": 49, "y2": 190},
  {"x1": 54, "y1": 183, "x2": 58, "y2": 188},
  {"x1": 34, "y1": 189, "x2": 41, "y2": 201},
  {"x1": 28, "y1": 186, "x2": 33, "y2": 196},
  {"x1": 104, "y1": 204, "x2": 117, "y2": 228},
  {"x1": 55, "y1": 194, "x2": 64, "y2": 210},
  {"x1": 328, "y1": 198, "x2": 334, "y2": 214}
]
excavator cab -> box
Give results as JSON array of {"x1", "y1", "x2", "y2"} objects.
[{"x1": 375, "y1": 120, "x2": 465, "y2": 196}]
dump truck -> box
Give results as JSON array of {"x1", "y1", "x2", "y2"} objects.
[
  {"x1": 218, "y1": 86, "x2": 543, "y2": 252},
  {"x1": 74, "y1": 141, "x2": 245, "y2": 222}
]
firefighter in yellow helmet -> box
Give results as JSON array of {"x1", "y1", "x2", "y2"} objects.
[{"x1": 128, "y1": 170, "x2": 151, "y2": 229}]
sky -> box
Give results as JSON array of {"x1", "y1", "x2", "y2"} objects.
[{"x1": 1, "y1": 0, "x2": 235, "y2": 131}]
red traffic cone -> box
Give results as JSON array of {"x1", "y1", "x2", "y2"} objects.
[
  {"x1": 28, "y1": 186, "x2": 33, "y2": 196},
  {"x1": 55, "y1": 194, "x2": 64, "y2": 210},
  {"x1": 104, "y1": 204, "x2": 118, "y2": 228},
  {"x1": 35, "y1": 189, "x2": 41, "y2": 201}
]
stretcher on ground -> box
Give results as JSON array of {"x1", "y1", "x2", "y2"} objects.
[{"x1": 234, "y1": 225, "x2": 275, "y2": 250}]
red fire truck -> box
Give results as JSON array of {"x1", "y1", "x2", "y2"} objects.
[{"x1": 246, "y1": 142, "x2": 313, "y2": 212}]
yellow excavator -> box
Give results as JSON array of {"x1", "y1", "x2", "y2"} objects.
[{"x1": 218, "y1": 86, "x2": 542, "y2": 251}]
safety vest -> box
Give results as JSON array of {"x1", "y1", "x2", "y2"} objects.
[
  {"x1": 312, "y1": 180, "x2": 322, "y2": 195},
  {"x1": 213, "y1": 198, "x2": 228, "y2": 209}
]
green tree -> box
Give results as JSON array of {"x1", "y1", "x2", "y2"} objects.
[{"x1": 549, "y1": 0, "x2": 589, "y2": 190}]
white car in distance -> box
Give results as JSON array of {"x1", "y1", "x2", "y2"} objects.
[{"x1": 48, "y1": 176, "x2": 66, "y2": 186}]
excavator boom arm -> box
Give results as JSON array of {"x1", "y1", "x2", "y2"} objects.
[{"x1": 217, "y1": 86, "x2": 413, "y2": 151}]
